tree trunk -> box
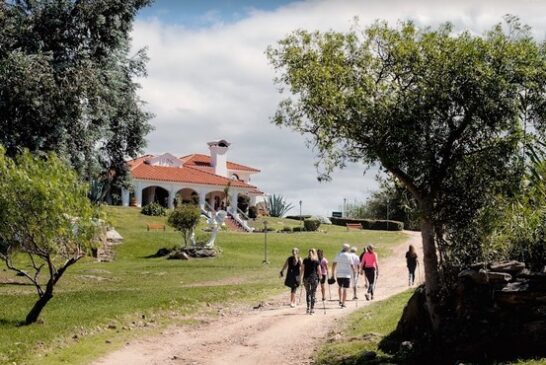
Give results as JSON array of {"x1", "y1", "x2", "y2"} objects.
[
  {"x1": 421, "y1": 215, "x2": 442, "y2": 332},
  {"x1": 25, "y1": 286, "x2": 53, "y2": 325}
]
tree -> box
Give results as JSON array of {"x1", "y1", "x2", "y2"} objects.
[
  {"x1": 0, "y1": 148, "x2": 98, "y2": 325},
  {"x1": 266, "y1": 194, "x2": 294, "y2": 217},
  {"x1": 346, "y1": 176, "x2": 420, "y2": 230},
  {"x1": 267, "y1": 18, "x2": 546, "y2": 330},
  {"x1": 0, "y1": 0, "x2": 153, "y2": 199},
  {"x1": 168, "y1": 204, "x2": 201, "y2": 248}
]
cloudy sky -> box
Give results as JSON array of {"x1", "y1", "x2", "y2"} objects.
[{"x1": 132, "y1": 0, "x2": 546, "y2": 216}]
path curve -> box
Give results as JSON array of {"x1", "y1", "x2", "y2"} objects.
[{"x1": 94, "y1": 231, "x2": 422, "y2": 365}]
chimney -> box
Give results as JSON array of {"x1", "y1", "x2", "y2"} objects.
[{"x1": 207, "y1": 139, "x2": 230, "y2": 177}]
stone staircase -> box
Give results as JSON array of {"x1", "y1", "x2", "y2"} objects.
[{"x1": 224, "y1": 216, "x2": 246, "y2": 232}]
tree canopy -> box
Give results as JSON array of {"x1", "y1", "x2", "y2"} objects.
[
  {"x1": 0, "y1": 148, "x2": 99, "y2": 324},
  {"x1": 0, "y1": 0, "x2": 153, "y2": 200},
  {"x1": 268, "y1": 17, "x2": 546, "y2": 329}
]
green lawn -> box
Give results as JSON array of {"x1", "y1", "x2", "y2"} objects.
[{"x1": 0, "y1": 206, "x2": 407, "y2": 365}]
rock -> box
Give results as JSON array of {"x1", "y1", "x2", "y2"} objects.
[
  {"x1": 107, "y1": 324, "x2": 117, "y2": 330},
  {"x1": 361, "y1": 351, "x2": 377, "y2": 360},
  {"x1": 168, "y1": 251, "x2": 190, "y2": 260},
  {"x1": 105, "y1": 229, "x2": 123, "y2": 244},
  {"x1": 153, "y1": 248, "x2": 173, "y2": 257},
  {"x1": 458, "y1": 269, "x2": 488, "y2": 284},
  {"x1": 400, "y1": 340, "x2": 414, "y2": 351},
  {"x1": 105, "y1": 340, "x2": 112, "y2": 344},
  {"x1": 490, "y1": 260, "x2": 525, "y2": 274},
  {"x1": 486, "y1": 271, "x2": 512, "y2": 283}
]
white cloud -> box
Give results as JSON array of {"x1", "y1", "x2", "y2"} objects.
[{"x1": 131, "y1": 0, "x2": 546, "y2": 216}]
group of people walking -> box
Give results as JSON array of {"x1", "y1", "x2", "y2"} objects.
[{"x1": 280, "y1": 243, "x2": 419, "y2": 313}]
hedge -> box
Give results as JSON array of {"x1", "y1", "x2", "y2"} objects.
[
  {"x1": 329, "y1": 217, "x2": 404, "y2": 231},
  {"x1": 285, "y1": 215, "x2": 312, "y2": 221}
]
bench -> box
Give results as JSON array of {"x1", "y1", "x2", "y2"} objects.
[
  {"x1": 146, "y1": 223, "x2": 166, "y2": 232},
  {"x1": 346, "y1": 223, "x2": 362, "y2": 231}
]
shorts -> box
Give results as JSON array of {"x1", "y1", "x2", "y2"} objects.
[
  {"x1": 352, "y1": 273, "x2": 359, "y2": 287},
  {"x1": 337, "y1": 277, "x2": 350, "y2": 288},
  {"x1": 320, "y1": 276, "x2": 326, "y2": 284}
]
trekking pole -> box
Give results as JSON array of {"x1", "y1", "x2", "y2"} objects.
[
  {"x1": 298, "y1": 285, "x2": 303, "y2": 305},
  {"x1": 323, "y1": 295, "x2": 326, "y2": 315}
]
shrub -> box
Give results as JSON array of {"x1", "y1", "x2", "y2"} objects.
[
  {"x1": 248, "y1": 206, "x2": 257, "y2": 219},
  {"x1": 285, "y1": 215, "x2": 312, "y2": 221},
  {"x1": 292, "y1": 226, "x2": 305, "y2": 232},
  {"x1": 141, "y1": 202, "x2": 166, "y2": 216},
  {"x1": 280, "y1": 226, "x2": 292, "y2": 233},
  {"x1": 167, "y1": 204, "x2": 201, "y2": 247},
  {"x1": 304, "y1": 218, "x2": 321, "y2": 232},
  {"x1": 329, "y1": 217, "x2": 404, "y2": 231}
]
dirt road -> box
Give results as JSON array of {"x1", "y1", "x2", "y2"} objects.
[{"x1": 94, "y1": 231, "x2": 422, "y2": 365}]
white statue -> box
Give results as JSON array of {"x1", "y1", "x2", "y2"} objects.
[{"x1": 204, "y1": 210, "x2": 227, "y2": 248}]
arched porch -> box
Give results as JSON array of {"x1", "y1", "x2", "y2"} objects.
[{"x1": 141, "y1": 186, "x2": 169, "y2": 208}]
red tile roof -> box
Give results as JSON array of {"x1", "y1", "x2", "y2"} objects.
[
  {"x1": 180, "y1": 154, "x2": 260, "y2": 172},
  {"x1": 128, "y1": 156, "x2": 257, "y2": 188}
]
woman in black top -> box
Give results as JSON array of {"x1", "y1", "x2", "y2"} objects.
[
  {"x1": 301, "y1": 248, "x2": 322, "y2": 314},
  {"x1": 406, "y1": 245, "x2": 418, "y2": 286},
  {"x1": 280, "y1": 248, "x2": 302, "y2": 307}
]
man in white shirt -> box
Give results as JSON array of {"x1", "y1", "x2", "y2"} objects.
[
  {"x1": 350, "y1": 246, "x2": 361, "y2": 300},
  {"x1": 331, "y1": 243, "x2": 356, "y2": 308}
]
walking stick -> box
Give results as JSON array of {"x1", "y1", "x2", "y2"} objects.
[
  {"x1": 323, "y1": 295, "x2": 326, "y2": 315},
  {"x1": 298, "y1": 284, "x2": 303, "y2": 305},
  {"x1": 328, "y1": 281, "x2": 332, "y2": 301}
]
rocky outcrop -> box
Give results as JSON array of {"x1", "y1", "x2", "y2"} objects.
[{"x1": 381, "y1": 261, "x2": 546, "y2": 363}]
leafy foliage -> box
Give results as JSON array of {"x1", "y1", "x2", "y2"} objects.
[
  {"x1": 346, "y1": 177, "x2": 420, "y2": 230},
  {"x1": 167, "y1": 204, "x2": 201, "y2": 247},
  {"x1": 141, "y1": 202, "x2": 167, "y2": 217},
  {"x1": 303, "y1": 218, "x2": 321, "y2": 231},
  {"x1": 248, "y1": 206, "x2": 258, "y2": 219},
  {"x1": 0, "y1": 0, "x2": 153, "y2": 199},
  {"x1": 0, "y1": 148, "x2": 99, "y2": 324},
  {"x1": 266, "y1": 194, "x2": 294, "y2": 217},
  {"x1": 268, "y1": 17, "x2": 546, "y2": 327}
]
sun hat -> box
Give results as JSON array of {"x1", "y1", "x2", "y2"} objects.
[
  {"x1": 342, "y1": 243, "x2": 350, "y2": 252},
  {"x1": 350, "y1": 246, "x2": 357, "y2": 253}
]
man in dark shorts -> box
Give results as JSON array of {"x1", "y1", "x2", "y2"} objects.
[{"x1": 331, "y1": 243, "x2": 355, "y2": 308}]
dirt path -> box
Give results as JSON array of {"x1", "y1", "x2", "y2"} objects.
[{"x1": 94, "y1": 231, "x2": 422, "y2": 365}]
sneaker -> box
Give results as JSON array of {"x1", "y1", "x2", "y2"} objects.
[
  {"x1": 340, "y1": 303, "x2": 346, "y2": 308},
  {"x1": 290, "y1": 303, "x2": 295, "y2": 308},
  {"x1": 371, "y1": 294, "x2": 374, "y2": 300},
  {"x1": 365, "y1": 293, "x2": 370, "y2": 301},
  {"x1": 310, "y1": 308, "x2": 315, "y2": 314},
  {"x1": 353, "y1": 296, "x2": 358, "y2": 300},
  {"x1": 306, "y1": 308, "x2": 310, "y2": 314}
]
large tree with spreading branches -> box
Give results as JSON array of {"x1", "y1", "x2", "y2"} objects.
[
  {"x1": 267, "y1": 17, "x2": 546, "y2": 330},
  {"x1": 0, "y1": 0, "x2": 153, "y2": 201}
]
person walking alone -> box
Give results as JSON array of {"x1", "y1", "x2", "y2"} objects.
[
  {"x1": 361, "y1": 244, "x2": 379, "y2": 300},
  {"x1": 406, "y1": 244, "x2": 418, "y2": 286},
  {"x1": 331, "y1": 243, "x2": 355, "y2": 308},
  {"x1": 302, "y1": 248, "x2": 322, "y2": 314},
  {"x1": 317, "y1": 249, "x2": 329, "y2": 301},
  {"x1": 280, "y1": 248, "x2": 302, "y2": 307}
]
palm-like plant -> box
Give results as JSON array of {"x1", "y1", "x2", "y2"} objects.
[{"x1": 266, "y1": 194, "x2": 294, "y2": 217}]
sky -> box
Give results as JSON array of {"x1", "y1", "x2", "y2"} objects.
[{"x1": 132, "y1": 0, "x2": 546, "y2": 216}]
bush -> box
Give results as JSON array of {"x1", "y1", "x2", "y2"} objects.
[
  {"x1": 280, "y1": 226, "x2": 292, "y2": 233},
  {"x1": 329, "y1": 217, "x2": 404, "y2": 231},
  {"x1": 285, "y1": 215, "x2": 312, "y2": 221},
  {"x1": 167, "y1": 204, "x2": 201, "y2": 247},
  {"x1": 248, "y1": 206, "x2": 257, "y2": 219},
  {"x1": 292, "y1": 226, "x2": 305, "y2": 232},
  {"x1": 304, "y1": 218, "x2": 321, "y2": 232},
  {"x1": 141, "y1": 202, "x2": 166, "y2": 216}
]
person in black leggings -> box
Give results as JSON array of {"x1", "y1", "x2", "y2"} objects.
[{"x1": 301, "y1": 248, "x2": 322, "y2": 314}]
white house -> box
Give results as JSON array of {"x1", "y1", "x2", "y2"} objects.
[{"x1": 122, "y1": 140, "x2": 263, "y2": 220}]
